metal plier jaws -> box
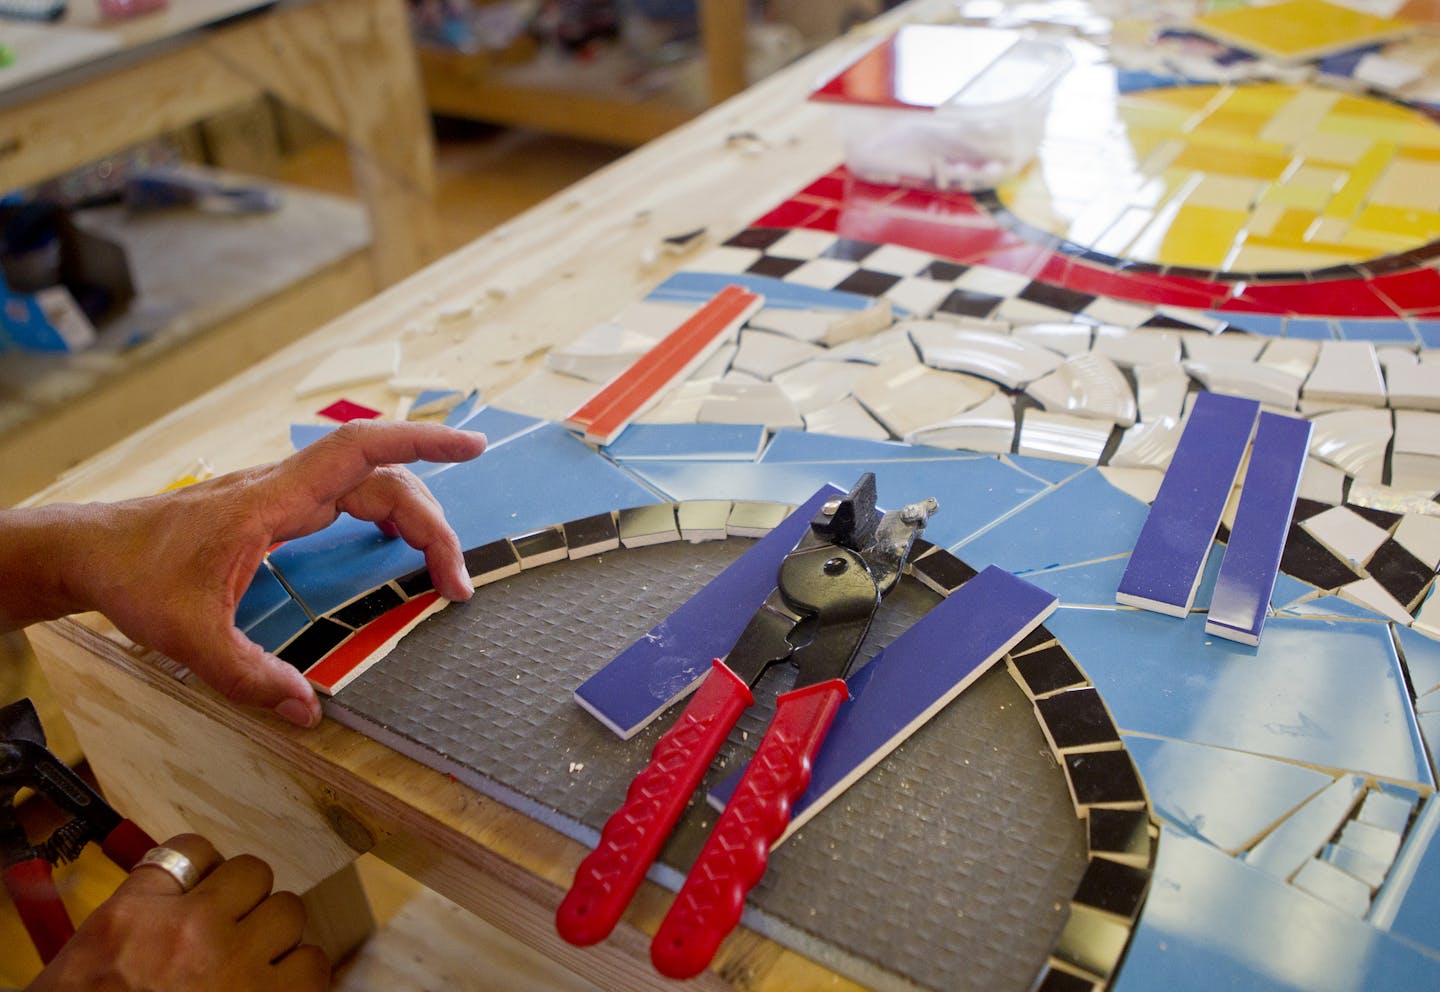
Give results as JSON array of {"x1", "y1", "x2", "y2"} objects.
[
  {"x1": 1, "y1": 699, "x2": 155, "y2": 964},
  {"x1": 558, "y1": 474, "x2": 937, "y2": 977}
]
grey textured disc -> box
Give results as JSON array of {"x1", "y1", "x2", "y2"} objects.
[{"x1": 330, "y1": 539, "x2": 1086, "y2": 991}]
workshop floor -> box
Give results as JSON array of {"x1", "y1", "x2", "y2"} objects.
[{"x1": 0, "y1": 124, "x2": 624, "y2": 992}]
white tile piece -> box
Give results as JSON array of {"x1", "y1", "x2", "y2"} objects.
[
  {"x1": 858, "y1": 243, "x2": 935, "y2": 276},
  {"x1": 994, "y1": 297, "x2": 1077, "y2": 325},
  {"x1": 611, "y1": 300, "x2": 701, "y2": 339},
  {"x1": 720, "y1": 370, "x2": 764, "y2": 385},
  {"x1": 1346, "y1": 481, "x2": 1440, "y2": 517},
  {"x1": 1338, "y1": 577, "x2": 1415, "y2": 625},
  {"x1": 1109, "y1": 418, "x2": 1183, "y2": 470},
  {"x1": 1092, "y1": 326, "x2": 1181, "y2": 368},
  {"x1": 1387, "y1": 359, "x2": 1440, "y2": 408},
  {"x1": 635, "y1": 380, "x2": 710, "y2": 424},
  {"x1": 883, "y1": 277, "x2": 953, "y2": 318},
  {"x1": 1244, "y1": 774, "x2": 1365, "y2": 881},
  {"x1": 1079, "y1": 297, "x2": 1157, "y2": 328},
  {"x1": 689, "y1": 341, "x2": 739, "y2": 383},
  {"x1": 1157, "y1": 306, "x2": 1228, "y2": 334},
  {"x1": 547, "y1": 321, "x2": 667, "y2": 383},
  {"x1": 1336, "y1": 818, "x2": 1403, "y2": 865},
  {"x1": 1357, "y1": 790, "x2": 1415, "y2": 834},
  {"x1": 1098, "y1": 466, "x2": 1166, "y2": 504},
  {"x1": 746, "y1": 308, "x2": 834, "y2": 343},
  {"x1": 1017, "y1": 410, "x2": 1113, "y2": 464},
  {"x1": 490, "y1": 369, "x2": 597, "y2": 421},
  {"x1": 696, "y1": 381, "x2": 804, "y2": 430},
  {"x1": 821, "y1": 300, "x2": 894, "y2": 346},
  {"x1": 905, "y1": 392, "x2": 1016, "y2": 453},
  {"x1": 294, "y1": 341, "x2": 401, "y2": 397},
  {"x1": 908, "y1": 321, "x2": 1062, "y2": 388},
  {"x1": 1308, "y1": 408, "x2": 1393, "y2": 483},
  {"x1": 1025, "y1": 351, "x2": 1137, "y2": 426},
  {"x1": 772, "y1": 358, "x2": 873, "y2": 414},
  {"x1": 1389, "y1": 454, "x2": 1440, "y2": 495},
  {"x1": 1297, "y1": 457, "x2": 1347, "y2": 504},
  {"x1": 855, "y1": 364, "x2": 997, "y2": 438},
  {"x1": 1302, "y1": 506, "x2": 1393, "y2": 566},
  {"x1": 1135, "y1": 362, "x2": 1190, "y2": 421},
  {"x1": 1259, "y1": 338, "x2": 1321, "y2": 380},
  {"x1": 1013, "y1": 321, "x2": 1093, "y2": 357},
  {"x1": 1416, "y1": 585, "x2": 1440, "y2": 640},
  {"x1": 1182, "y1": 360, "x2": 1303, "y2": 409},
  {"x1": 693, "y1": 245, "x2": 763, "y2": 273},
  {"x1": 1182, "y1": 333, "x2": 1266, "y2": 363},
  {"x1": 767, "y1": 228, "x2": 838, "y2": 259},
  {"x1": 730, "y1": 330, "x2": 827, "y2": 380},
  {"x1": 1394, "y1": 410, "x2": 1440, "y2": 458},
  {"x1": 953, "y1": 265, "x2": 1031, "y2": 297},
  {"x1": 1303, "y1": 341, "x2": 1387, "y2": 406},
  {"x1": 1292, "y1": 858, "x2": 1373, "y2": 916},
  {"x1": 803, "y1": 396, "x2": 891, "y2": 440},
  {"x1": 1395, "y1": 514, "x2": 1440, "y2": 569},
  {"x1": 1377, "y1": 346, "x2": 1418, "y2": 370},
  {"x1": 787, "y1": 257, "x2": 863, "y2": 289},
  {"x1": 828, "y1": 326, "x2": 917, "y2": 366},
  {"x1": 1355, "y1": 51, "x2": 1425, "y2": 90}
]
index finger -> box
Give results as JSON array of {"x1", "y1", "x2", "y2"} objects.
[
  {"x1": 291, "y1": 421, "x2": 487, "y2": 503},
  {"x1": 120, "y1": 834, "x2": 221, "y2": 897}
]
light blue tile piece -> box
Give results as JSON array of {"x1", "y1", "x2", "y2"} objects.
[
  {"x1": 1396, "y1": 625, "x2": 1440, "y2": 698},
  {"x1": 1417, "y1": 711, "x2": 1440, "y2": 782},
  {"x1": 1322, "y1": 841, "x2": 1389, "y2": 890},
  {"x1": 759, "y1": 429, "x2": 974, "y2": 464},
  {"x1": 1213, "y1": 312, "x2": 1287, "y2": 337},
  {"x1": 1279, "y1": 595, "x2": 1392, "y2": 621},
  {"x1": 1118, "y1": 392, "x2": 1259, "y2": 616},
  {"x1": 446, "y1": 403, "x2": 544, "y2": 447},
  {"x1": 1124, "y1": 734, "x2": 1332, "y2": 854},
  {"x1": 1190, "y1": 540, "x2": 1228, "y2": 612},
  {"x1": 269, "y1": 423, "x2": 660, "y2": 616},
  {"x1": 1045, "y1": 610, "x2": 1433, "y2": 786},
  {"x1": 1358, "y1": 790, "x2": 1418, "y2": 834},
  {"x1": 1244, "y1": 774, "x2": 1364, "y2": 879},
  {"x1": 955, "y1": 468, "x2": 1151, "y2": 576},
  {"x1": 1023, "y1": 556, "x2": 1129, "y2": 606},
  {"x1": 602, "y1": 423, "x2": 769, "y2": 462},
  {"x1": 1372, "y1": 796, "x2": 1440, "y2": 956},
  {"x1": 236, "y1": 562, "x2": 294, "y2": 632},
  {"x1": 1415, "y1": 688, "x2": 1440, "y2": 715},
  {"x1": 1285, "y1": 318, "x2": 1337, "y2": 340},
  {"x1": 1271, "y1": 572, "x2": 1319, "y2": 613},
  {"x1": 1335, "y1": 320, "x2": 1418, "y2": 345},
  {"x1": 626, "y1": 456, "x2": 1045, "y2": 551},
  {"x1": 649, "y1": 271, "x2": 878, "y2": 312},
  {"x1": 442, "y1": 390, "x2": 482, "y2": 426},
  {"x1": 246, "y1": 599, "x2": 311, "y2": 654},
  {"x1": 1114, "y1": 828, "x2": 1440, "y2": 992},
  {"x1": 411, "y1": 387, "x2": 462, "y2": 412},
  {"x1": 1415, "y1": 321, "x2": 1440, "y2": 349},
  {"x1": 1002, "y1": 453, "x2": 1088, "y2": 485},
  {"x1": 290, "y1": 423, "x2": 338, "y2": 450}
]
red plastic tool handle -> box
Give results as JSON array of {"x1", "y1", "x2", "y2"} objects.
[
  {"x1": 556, "y1": 660, "x2": 753, "y2": 946},
  {"x1": 4, "y1": 858, "x2": 74, "y2": 964},
  {"x1": 102, "y1": 819, "x2": 156, "y2": 871},
  {"x1": 650, "y1": 678, "x2": 849, "y2": 979}
]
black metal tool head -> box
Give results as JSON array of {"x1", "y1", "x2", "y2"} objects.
[
  {"x1": 0, "y1": 698, "x2": 46, "y2": 750},
  {"x1": 809, "y1": 473, "x2": 880, "y2": 552}
]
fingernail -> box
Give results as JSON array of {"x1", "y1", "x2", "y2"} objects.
[
  {"x1": 276, "y1": 697, "x2": 318, "y2": 728},
  {"x1": 451, "y1": 566, "x2": 474, "y2": 600}
]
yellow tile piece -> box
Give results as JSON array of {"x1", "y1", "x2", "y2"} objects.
[
  {"x1": 1307, "y1": 216, "x2": 1351, "y2": 244},
  {"x1": 1318, "y1": 113, "x2": 1440, "y2": 149},
  {"x1": 1324, "y1": 143, "x2": 1397, "y2": 220},
  {"x1": 1259, "y1": 180, "x2": 1333, "y2": 211},
  {"x1": 1259, "y1": 87, "x2": 1341, "y2": 145},
  {"x1": 1288, "y1": 164, "x2": 1348, "y2": 193},
  {"x1": 1228, "y1": 243, "x2": 1355, "y2": 271},
  {"x1": 1293, "y1": 131, "x2": 1372, "y2": 167},
  {"x1": 1272, "y1": 207, "x2": 1321, "y2": 243},
  {"x1": 1157, "y1": 204, "x2": 1250, "y2": 269},
  {"x1": 1190, "y1": 0, "x2": 1413, "y2": 63},
  {"x1": 1186, "y1": 174, "x2": 1266, "y2": 211},
  {"x1": 1369, "y1": 159, "x2": 1440, "y2": 211},
  {"x1": 1246, "y1": 200, "x2": 1287, "y2": 238},
  {"x1": 1171, "y1": 142, "x2": 1291, "y2": 181},
  {"x1": 1355, "y1": 203, "x2": 1440, "y2": 239}
]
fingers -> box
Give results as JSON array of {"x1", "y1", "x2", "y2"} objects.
[
  {"x1": 238, "y1": 889, "x2": 307, "y2": 962},
  {"x1": 293, "y1": 421, "x2": 487, "y2": 506},
  {"x1": 336, "y1": 465, "x2": 472, "y2": 602},
  {"x1": 122, "y1": 834, "x2": 221, "y2": 897},
  {"x1": 275, "y1": 942, "x2": 331, "y2": 990},
  {"x1": 159, "y1": 617, "x2": 321, "y2": 727},
  {"x1": 194, "y1": 853, "x2": 274, "y2": 920}
]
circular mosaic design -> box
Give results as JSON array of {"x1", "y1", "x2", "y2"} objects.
[{"x1": 997, "y1": 80, "x2": 1440, "y2": 274}]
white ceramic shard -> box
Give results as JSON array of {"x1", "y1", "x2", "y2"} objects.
[
  {"x1": 1302, "y1": 506, "x2": 1392, "y2": 567},
  {"x1": 1012, "y1": 321, "x2": 1093, "y2": 357},
  {"x1": 1259, "y1": 338, "x2": 1320, "y2": 380},
  {"x1": 1297, "y1": 457, "x2": 1347, "y2": 504},
  {"x1": 696, "y1": 381, "x2": 804, "y2": 430},
  {"x1": 730, "y1": 329, "x2": 827, "y2": 380},
  {"x1": 489, "y1": 369, "x2": 596, "y2": 421},
  {"x1": 1182, "y1": 333, "x2": 1266, "y2": 364},
  {"x1": 1017, "y1": 410, "x2": 1113, "y2": 464},
  {"x1": 829, "y1": 326, "x2": 919, "y2": 366},
  {"x1": 908, "y1": 321, "x2": 1062, "y2": 388},
  {"x1": 1395, "y1": 514, "x2": 1440, "y2": 568},
  {"x1": 1338, "y1": 577, "x2": 1414, "y2": 625},
  {"x1": 803, "y1": 396, "x2": 891, "y2": 440},
  {"x1": 1383, "y1": 353, "x2": 1440, "y2": 410},
  {"x1": 1182, "y1": 360, "x2": 1303, "y2": 409},
  {"x1": 1347, "y1": 481, "x2": 1440, "y2": 515},
  {"x1": 1025, "y1": 351, "x2": 1137, "y2": 426},
  {"x1": 821, "y1": 300, "x2": 894, "y2": 346},
  {"x1": 1092, "y1": 326, "x2": 1181, "y2": 368},
  {"x1": 746, "y1": 308, "x2": 834, "y2": 343},
  {"x1": 884, "y1": 277, "x2": 953, "y2": 318},
  {"x1": 854, "y1": 364, "x2": 997, "y2": 439},
  {"x1": 905, "y1": 392, "x2": 1016, "y2": 453},
  {"x1": 294, "y1": 341, "x2": 401, "y2": 397},
  {"x1": 1135, "y1": 361, "x2": 1190, "y2": 421},
  {"x1": 1109, "y1": 418, "x2": 1183, "y2": 470},
  {"x1": 1308, "y1": 408, "x2": 1393, "y2": 483},
  {"x1": 772, "y1": 358, "x2": 873, "y2": 414},
  {"x1": 1303, "y1": 341, "x2": 1387, "y2": 406}
]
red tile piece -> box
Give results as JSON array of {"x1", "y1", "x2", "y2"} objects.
[
  {"x1": 1371, "y1": 267, "x2": 1440, "y2": 315},
  {"x1": 317, "y1": 399, "x2": 383, "y2": 423},
  {"x1": 1225, "y1": 279, "x2": 1396, "y2": 318},
  {"x1": 306, "y1": 590, "x2": 441, "y2": 694}
]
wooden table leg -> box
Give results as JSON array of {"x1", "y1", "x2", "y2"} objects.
[{"x1": 302, "y1": 863, "x2": 378, "y2": 965}]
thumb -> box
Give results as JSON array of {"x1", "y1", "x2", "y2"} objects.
[{"x1": 198, "y1": 627, "x2": 322, "y2": 729}]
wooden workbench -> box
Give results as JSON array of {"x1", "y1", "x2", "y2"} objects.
[{"x1": 21, "y1": 3, "x2": 913, "y2": 988}]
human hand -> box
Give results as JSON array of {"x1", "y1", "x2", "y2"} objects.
[
  {"x1": 27, "y1": 834, "x2": 328, "y2": 992},
  {"x1": 72, "y1": 421, "x2": 486, "y2": 727}
]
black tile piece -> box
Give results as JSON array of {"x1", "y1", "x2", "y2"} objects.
[
  {"x1": 921, "y1": 260, "x2": 968, "y2": 282},
  {"x1": 332, "y1": 584, "x2": 404, "y2": 629},
  {"x1": 464, "y1": 539, "x2": 521, "y2": 583},
  {"x1": 1361, "y1": 252, "x2": 1434, "y2": 277},
  {"x1": 1280, "y1": 522, "x2": 1360, "y2": 590},
  {"x1": 563, "y1": 512, "x2": 620, "y2": 558},
  {"x1": 1071, "y1": 856, "x2": 1151, "y2": 920},
  {"x1": 908, "y1": 548, "x2": 979, "y2": 595},
  {"x1": 1292, "y1": 497, "x2": 1333, "y2": 522},
  {"x1": 1308, "y1": 264, "x2": 1365, "y2": 282},
  {"x1": 907, "y1": 537, "x2": 937, "y2": 560},
  {"x1": 395, "y1": 567, "x2": 435, "y2": 598},
  {"x1": 835, "y1": 268, "x2": 903, "y2": 297},
  {"x1": 618, "y1": 503, "x2": 681, "y2": 546},
  {"x1": 1349, "y1": 504, "x2": 1401, "y2": 532},
  {"x1": 820, "y1": 237, "x2": 880, "y2": 262},
  {"x1": 511, "y1": 525, "x2": 567, "y2": 567},
  {"x1": 1162, "y1": 264, "x2": 1223, "y2": 281},
  {"x1": 1366, "y1": 538, "x2": 1436, "y2": 609},
  {"x1": 1064, "y1": 750, "x2": 1146, "y2": 808},
  {"x1": 1052, "y1": 904, "x2": 1130, "y2": 979},
  {"x1": 746, "y1": 254, "x2": 806, "y2": 278},
  {"x1": 1142, "y1": 314, "x2": 1208, "y2": 331},
  {"x1": 937, "y1": 287, "x2": 1005, "y2": 319},
  {"x1": 1010, "y1": 624, "x2": 1056, "y2": 656},
  {"x1": 1031, "y1": 965, "x2": 1099, "y2": 992},
  {"x1": 1009, "y1": 644, "x2": 1088, "y2": 697},
  {"x1": 1018, "y1": 281, "x2": 1096, "y2": 315},
  {"x1": 1251, "y1": 268, "x2": 1311, "y2": 283},
  {"x1": 277, "y1": 618, "x2": 351, "y2": 672},
  {"x1": 1079, "y1": 249, "x2": 1123, "y2": 268},
  {"x1": 723, "y1": 227, "x2": 787, "y2": 250},
  {"x1": 1087, "y1": 808, "x2": 1152, "y2": 866},
  {"x1": 1036, "y1": 688, "x2": 1121, "y2": 752}
]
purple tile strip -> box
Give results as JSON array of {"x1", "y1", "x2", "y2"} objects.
[
  {"x1": 1206, "y1": 413, "x2": 1312, "y2": 646},
  {"x1": 1117, "y1": 391, "x2": 1259, "y2": 617}
]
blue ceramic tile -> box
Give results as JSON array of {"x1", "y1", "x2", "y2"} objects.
[
  {"x1": 411, "y1": 387, "x2": 463, "y2": 412},
  {"x1": 447, "y1": 403, "x2": 544, "y2": 446},
  {"x1": 955, "y1": 468, "x2": 1151, "y2": 576},
  {"x1": 1417, "y1": 710, "x2": 1440, "y2": 782},
  {"x1": 1285, "y1": 318, "x2": 1337, "y2": 340},
  {"x1": 1003, "y1": 453, "x2": 1088, "y2": 485},
  {"x1": 1189, "y1": 540, "x2": 1227, "y2": 613},
  {"x1": 1334, "y1": 320, "x2": 1418, "y2": 345},
  {"x1": 246, "y1": 598, "x2": 311, "y2": 654},
  {"x1": 1414, "y1": 321, "x2": 1440, "y2": 349},
  {"x1": 572, "y1": 485, "x2": 843, "y2": 738},
  {"x1": 1278, "y1": 595, "x2": 1393, "y2": 622},
  {"x1": 708, "y1": 566, "x2": 1058, "y2": 838},
  {"x1": 1045, "y1": 610, "x2": 1432, "y2": 786},
  {"x1": 236, "y1": 562, "x2": 294, "y2": 632},
  {"x1": 1207, "y1": 413, "x2": 1312, "y2": 645},
  {"x1": 290, "y1": 423, "x2": 338, "y2": 450},
  {"x1": 1212, "y1": 312, "x2": 1286, "y2": 337},
  {"x1": 269, "y1": 423, "x2": 660, "y2": 616},
  {"x1": 442, "y1": 390, "x2": 482, "y2": 426},
  {"x1": 1322, "y1": 842, "x2": 1390, "y2": 890},
  {"x1": 1114, "y1": 828, "x2": 1440, "y2": 992},
  {"x1": 759, "y1": 430, "x2": 975, "y2": 464},
  {"x1": 1372, "y1": 796, "x2": 1440, "y2": 955},
  {"x1": 1023, "y1": 556, "x2": 1130, "y2": 607},
  {"x1": 602, "y1": 422, "x2": 769, "y2": 461},
  {"x1": 1123, "y1": 734, "x2": 1332, "y2": 854},
  {"x1": 626, "y1": 456, "x2": 1045, "y2": 551},
  {"x1": 649, "y1": 271, "x2": 877, "y2": 312},
  {"x1": 1271, "y1": 572, "x2": 1319, "y2": 613},
  {"x1": 1396, "y1": 626, "x2": 1440, "y2": 698},
  {"x1": 1118, "y1": 392, "x2": 1259, "y2": 616},
  {"x1": 1243, "y1": 774, "x2": 1365, "y2": 880}
]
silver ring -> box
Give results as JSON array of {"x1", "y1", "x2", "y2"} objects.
[{"x1": 134, "y1": 846, "x2": 201, "y2": 893}]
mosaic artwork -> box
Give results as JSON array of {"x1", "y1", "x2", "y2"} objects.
[{"x1": 233, "y1": 2, "x2": 1440, "y2": 989}]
